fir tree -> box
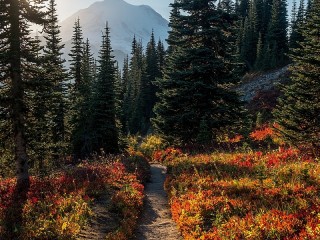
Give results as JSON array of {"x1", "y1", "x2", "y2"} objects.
[
  {"x1": 239, "y1": 0, "x2": 264, "y2": 70},
  {"x1": 90, "y1": 22, "x2": 119, "y2": 153},
  {"x1": 0, "y1": 0, "x2": 48, "y2": 186},
  {"x1": 144, "y1": 30, "x2": 160, "y2": 134},
  {"x1": 42, "y1": 0, "x2": 67, "y2": 164},
  {"x1": 114, "y1": 62, "x2": 123, "y2": 132},
  {"x1": 289, "y1": 0, "x2": 305, "y2": 49},
  {"x1": 69, "y1": 18, "x2": 83, "y2": 87},
  {"x1": 239, "y1": 0, "x2": 250, "y2": 17},
  {"x1": 72, "y1": 38, "x2": 95, "y2": 159},
  {"x1": 262, "y1": 0, "x2": 274, "y2": 36},
  {"x1": 240, "y1": 16, "x2": 256, "y2": 69},
  {"x1": 127, "y1": 38, "x2": 146, "y2": 134},
  {"x1": 166, "y1": 1, "x2": 182, "y2": 55},
  {"x1": 122, "y1": 55, "x2": 130, "y2": 134},
  {"x1": 156, "y1": 39, "x2": 166, "y2": 76},
  {"x1": 265, "y1": 0, "x2": 289, "y2": 68},
  {"x1": 254, "y1": 32, "x2": 264, "y2": 69},
  {"x1": 153, "y1": 0, "x2": 243, "y2": 143},
  {"x1": 274, "y1": 0, "x2": 320, "y2": 154},
  {"x1": 289, "y1": 0, "x2": 298, "y2": 48}
]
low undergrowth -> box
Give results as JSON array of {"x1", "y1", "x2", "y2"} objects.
[
  {"x1": 164, "y1": 148, "x2": 320, "y2": 239},
  {"x1": 0, "y1": 154, "x2": 149, "y2": 240}
]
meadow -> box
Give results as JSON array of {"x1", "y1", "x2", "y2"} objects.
[{"x1": 161, "y1": 147, "x2": 320, "y2": 239}]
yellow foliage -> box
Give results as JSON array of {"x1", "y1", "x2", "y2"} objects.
[{"x1": 139, "y1": 135, "x2": 166, "y2": 159}]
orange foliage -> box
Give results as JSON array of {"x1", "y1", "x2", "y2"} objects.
[
  {"x1": 165, "y1": 149, "x2": 320, "y2": 239},
  {"x1": 250, "y1": 125, "x2": 274, "y2": 141}
]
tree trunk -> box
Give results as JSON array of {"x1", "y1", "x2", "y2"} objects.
[{"x1": 9, "y1": 0, "x2": 29, "y2": 184}]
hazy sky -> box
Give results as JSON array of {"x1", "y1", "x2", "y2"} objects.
[
  {"x1": 56, "y1": 0, "x2": 173, "y2": 22},
  {"x1": 55, "y1": 0, "x2": 294, "y2": 23}
]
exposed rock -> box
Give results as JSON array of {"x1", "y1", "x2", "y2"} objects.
[{"x1": 237, "y1": 66, "x2": 290, "y2": 103}]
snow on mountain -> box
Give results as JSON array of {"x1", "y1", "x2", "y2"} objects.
[{"x1": 60, "y1": 0, "x2": 169, "y2": 66}]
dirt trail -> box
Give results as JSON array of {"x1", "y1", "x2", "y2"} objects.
[
  {"x1": 133, "y1": 164, "x2": 182, "y2": 240},
  {"x1": 77, "y1": 193, "x2": 119, "y2": 240}
]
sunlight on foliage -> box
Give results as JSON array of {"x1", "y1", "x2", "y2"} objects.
[{"x1": 165, "y1": 149, "x2": 320, "y2": 239}]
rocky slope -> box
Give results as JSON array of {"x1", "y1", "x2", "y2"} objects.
[{"x1": 237, "y1": 66, "x2": 290, "y2": 103}]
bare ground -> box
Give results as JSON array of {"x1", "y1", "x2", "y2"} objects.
[{"x1": 132, "y1": 164, "x2": 182, "y2": 240}]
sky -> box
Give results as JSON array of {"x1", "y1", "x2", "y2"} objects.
[
  {"x1": 55, "y1": 0, "x2": 294, "y2": 23},
  {"x1": 56, "y1": 0, "x2": 173, "y2": 22}
]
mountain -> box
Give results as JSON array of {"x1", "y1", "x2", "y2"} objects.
[{"x1": 60, "y1": 0, "x2": 169, "y2": 67}]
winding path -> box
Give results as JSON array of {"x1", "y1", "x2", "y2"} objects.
[{"x1": 133, "y1": 164, "x2": 182, "y2": 240}]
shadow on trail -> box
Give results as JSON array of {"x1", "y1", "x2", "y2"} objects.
[{"x1": 133, "y1": 164, "x2": 181, "y2": 240}]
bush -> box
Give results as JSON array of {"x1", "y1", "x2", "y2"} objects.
[{"x1": 139, "y1": 135, "x2": 167, "y2": 160}]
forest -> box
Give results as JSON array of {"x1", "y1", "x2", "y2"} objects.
[{"x1": 0, "y1": 0, "x2": 319, "y2": 239}]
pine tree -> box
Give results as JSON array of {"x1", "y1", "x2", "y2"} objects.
[
  {"x1": 0, "y1": 0, "x2": 48, "y2": 185},
  {"x1": 274, "y1": 0, "x2": 320, "y2": 154},
  {"x1": 127, "y1": 38, "x2": 146, "y2": 134},
  {"x1": 122, "y1": 55, "x2": 130, "y2": 134},
  {"x1": 153, "y1": 0, "x2": 243, "y2": 143},
  {"x1": 144, "y1": 30, "x2": 159, "y2": 134},
  {"x1": 240, "y1": 16, "x2": 256, "y2": 69},
  {"x1": 166, "y1": 2, "x2": 183, "y2": 55},
  {"x1": 90, "y1": 22, "x2": 119, "y2": 153},
  {"x1": 114, "y1": 62, "x2": 123, "y2": 132},
  {"x1": 72, "y1": 38, "x2": 95, "y2": 159},
  {"x1": 239, "y1": 0, "x2": 250, "y2": 17},
  {"x1": 156, "y1": 39, "x2": 166, "y2": 76},
  {"x1": 289, "y1": 0, "x2": 305, "y2": 49},
  {"x1": 265, "y1": 0, "x2": 289, "y2": 68},
  {"x1": 289, "y1": 0, "x2": 298, "y2": 48},
  {"x1": 306, "y1": 0, "x2": 313, "y2": 16},
  {"x1": 239, "y1": 0, "x2": 264, "y2": 70},
  {"x1": 42, "y1": 0, "x2": 67, "y2": 164},
  {"x1": 69, "y1": 18, "x2": 83, "y2": 87},
  {"x1": 254, "y1": 32, "x2": 264, "y2": 69},
  {"x1": 262, "y1": 0, "x2": 274, "y2": 36}
]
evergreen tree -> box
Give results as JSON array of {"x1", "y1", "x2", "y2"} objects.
[
  {"x1": 166, "y1": 2, "x2": 182, "y2": 55},
  {"x1": 72, "y1": 38, "x2": 95, "y2": 159},
  {"x1": 122, "y1": 55, "x2": 130, "y2": 134},
  {"x1": 289, "y1": 0, "x2": 298, "y2": 48},
  {"x1": 114, "y1": 62, "x2": 124, "y2": 132},
  {"x1": 306, "y1": 0, "x2": 313, "y2": 16},
  {"x1": 262, "y1": 0, "x2": 274, "y2": 36},
  {"x1": 0, "y1": 0, "x2": 47, "y2": 185},
  {"x1": 239, "y1": 0, "x2": 264, "y2": 70},
  {"x1": 265, "y1": 0, "x2": 289, "y2": 68},
  {"x1": 153, "y1": 0, "x2": 243, "y2": 143},
  {"x1": 144, "y1": 30, "x2": 160, "y2": 134},
  {"x1": 156, "y1": 39, "x2": 166, "y2": 76},
  {"x1": 90, "y1": 23, "x2": 119, "y2": 153},
  {"x1": 239, "y1": 0, "x2": 250, "y2": 17},
  {"x1": 289, "y1": 0, "x2": 305, "y2": 49},
  {"x1": 69, "y1": 18, "x2": 83, "y2": 87},
  {"x1": 274, "y1": 0, "x2": 320, "y2": 154},
  {"x1": 254, "y1": 32, "x2": 264, "y2": 69},
  {"x1": 127, "y1": 38, "x2": 146, "y2": 134},
  {"x1": 240, "y1": 16, "x2": 256, "y2": 69},
  {"x1": 42, "y1": 0, "x2": 67, "y2": 164}
]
